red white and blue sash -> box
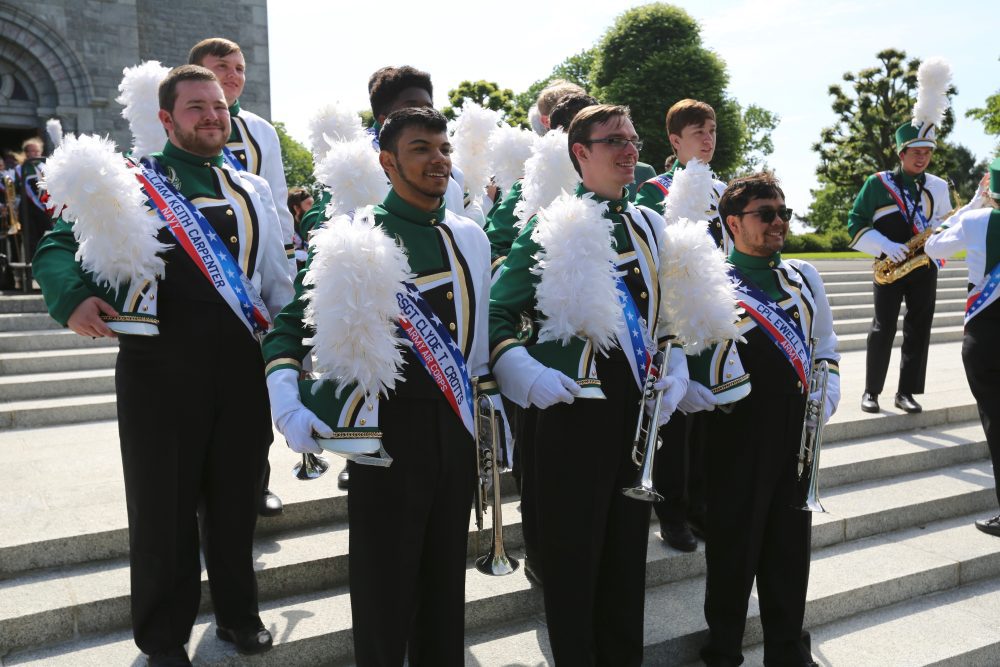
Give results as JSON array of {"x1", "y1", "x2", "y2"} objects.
[
  {"x1": 877, "y1": 171, "x2": 931, "y2": 235},
  {"x1": 222, "y1": 147, "x2": 246, "y2": 172},
  {"x1": 395, "y1": 282, "x2": 475, "y2": 437},
  {"x1": 615, "y1": 275, "x2": 655, "y2": 390},
  {"x1": 647, "y1": 172, "x2": 674, "y2": 196},
  {"x1": 134, "y1": 157, "x2": 271, "y2": 339},
  {"x1": 730, "y1": 266, "x2": 810, "y2": 390},
  {"x1": 965, "y1": 263, "x2": 1000, "y2": 325}
]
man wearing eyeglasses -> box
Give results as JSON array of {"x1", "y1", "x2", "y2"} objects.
[
  {"x1": 684, "y1": 173, "x2": 840, "y2": 666},
  {"x1": 490, "y1": 104, "x2": 687, "y2": 665}
]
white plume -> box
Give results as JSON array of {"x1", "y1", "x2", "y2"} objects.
[
  {"x1": 531, "y1": 192, "x2": 621, "y2": 353},
  {"x1": 314, "y1": 137, "x2": 389, "y2": 217},
  {"x1": 488, "y1": 123, "x2": 536, "y2": 193},
  {"x1": 515, "y1": 130, "x2": 581, "y2": 228},
  {"x1": 303, "y1": 207, "x2": 411, "y2": 397},
  {"x1": 657, "y1": 218, "x2": 740, "y2": 355},
  {"x1": 308, "y1": 103, "x2": 367, "y2": 161},
  {"x1": 116, "y1": 61, "x2": 170, "y2": 160},
  {"x1": 46, "y1": 119, "x2": 64, "y2": 149},
  {"x1": 528, "y1": 105, "x2": 547, "y2": 136},
  {"x1": 41, "y1": 134, "x2": 167, "y2": 291},
  {"x1": 450, "y1": 101, "x2": 502, "y2": 201},
  {"x1": 912, "y1": 57, "x2": 952, "y2": 129},
  {"x1": 662, "y1": 159, "x2": 715, "y2": 224}
]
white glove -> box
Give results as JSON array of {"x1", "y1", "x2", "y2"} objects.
[
  {"x1": 678, "y1": 381, "x2": 717, "y2": 414},
  {"x1": 527, "y1": 368, "x2": 581, "y2": 409},
  {"x1": 266, "y1": 369, "x2": 334, "y2": 454},
  {"x1": 648, "y1": 347, "x2": 689, "y2": 426},
  {"x1": 879, "y1": 238, "x2": 909, "y2": 263}
]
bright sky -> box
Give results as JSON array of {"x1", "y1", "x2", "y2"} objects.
[{"x1": 267, "y1": 0, "x2": 997, "y2": 220}]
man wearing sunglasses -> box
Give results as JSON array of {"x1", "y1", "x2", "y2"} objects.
[
  {"x1": 636, "y1": 98, "x2": 729, "y2": 554},
  {"x1": 490, "y1": 104, "x2": 687, "y2": 665},
  {"x1": 848, "y1": 121, "x2": 952, "y2": 415},
  {"x1": 684, "y1": 173, "x2": 840, "y2": 666}
]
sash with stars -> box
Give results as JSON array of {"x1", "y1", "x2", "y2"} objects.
[
  {"x1": 966, "y1": 262, "x2": 1000, "y2": 325},
  {"x1": 396, "y1": 281, "x2": 475, "y2": 437},
  {"x1": 729, "y1": 265, "x2": 810, "y2": 390},
  {"x1": 135, "y1": 157, "x2": 272, "y2": 340},
  {"x1": 876, "y1": 171, "x2": 932, "y2": 235},
  {"x1": 615, "y1": 274, "x2": 655, "y2": 391},
  {"x1": 222, "y1": 147, "x2": 246, "y2": 172}
]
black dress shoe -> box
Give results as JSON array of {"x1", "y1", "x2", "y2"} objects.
[
  {"x1": 337, "y1": 465, "x2": 349, "y2": 490},
  {"x1": 259, "y1": 489, "x2": 283, "y2": 517},
  {"x1": 894, "y1": 393, "x2": 922, "y2": 414},
  {"x1": 216, "y1": 625, "x2": 273, "y2": 655},
  {"x1": 860, "y1": 391, "x2": 880, "y2": 413},
  {"x1": 660, "y1": 521, "x2": 697, "y2": 552},
  {"x1": 523, "y1": 558, "x2": 543, "y2": 586},
  {"x1": 975, "y1": 514, "x2": 1000, "y2": 537},
  {"x1": 147, "y1": 647, "x2": 191, "y2": 667}
]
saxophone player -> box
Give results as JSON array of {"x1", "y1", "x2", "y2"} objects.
[
  {"x1": 848, "y1": 59, "x2": 954, "y2": 415},
  {"x1": 683, "y1": 173, "x2": 840, "y2": 666}
]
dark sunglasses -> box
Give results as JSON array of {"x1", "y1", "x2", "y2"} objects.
[
  {"x1": 585, "y1": 137, "x2": 644, "y2": 151},
  {"x1": 737, "y1": 206, "x2": 793, "y2": 223}
]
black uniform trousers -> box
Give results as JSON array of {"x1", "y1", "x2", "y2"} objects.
[
  {"x1": 963, "y1": 299, "x2": 1000, "y2": 508},
  {"x1": 511, "y1": 403, "x2": 542, "y2": 569},
  {"x1": 347, "y1": 394, "x2": 476, "y2": 667},
  {"x1": 701, "y1": 394, "x2": 813, "y2": 667},
  {"x1": 654, "y1": 411, "x2": 707, "y2": 527},
  {"x1": 528, "y1": 347, "x2": 650, "y2": 666},
  {"x1": 866, "y1": 263, "x2": 937, "y2": 395},
  {"x1": 115, "y1": 297, "x2": 271, "y2": 654}
]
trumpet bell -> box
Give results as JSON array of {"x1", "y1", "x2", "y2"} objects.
[
  {"x1": 622, "y1": 479, "x2": 664, "y2": 503},
  {"x1": 475, "y1": 551, "x2": 520, "y2": 577},
  {"x1": 293, "y1": 453, "x2": 330, "y2": 480}
]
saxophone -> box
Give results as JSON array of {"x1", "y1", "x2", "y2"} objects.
[{"x1": 2, "y1": 174, "x2": 20, "y2": 236}]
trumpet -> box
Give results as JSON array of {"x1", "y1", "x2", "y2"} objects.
[
  {"x1": 293, "y1": 452, "x2": 330, "y2": 480},
  {"x1": 622, "y1": 343, "x2": 671, "y2": 503},
  {"x1": 793, "y1": 339, "x2": 828, "y2": 513},
  {"x1": 473, "y1": 391, "x2": 519, "y2": 576}
]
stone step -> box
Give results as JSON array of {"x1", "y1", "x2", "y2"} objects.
[
  {"x1": 0, "y1": 347, "x2": 119, "y2": 375},
  {"x1": 0, "y1": 393, "x2": 118, "y2": 430},
  {"x1": 829, "y1": 297, "x2": 965, "y2": 322},
  {"x1": 0, "y1": 312, "x2": 62, "y2": 332},
  {"x1": 822, "y1": 275, "x2": 967, "y2": 294},
  {"x1": 738, "y1": 576, "x2": 1000, "y2": 667},
  {"x1": 9, "y1": 510, "x2": 998, "y2": 666},
  {"x1": 827, "y1": 286, "x2": 966, "y2": 308},
  {"x1": 815, "y1": 266, "x2": 966, "y2": 284},
  {"x1": 0, "y1": 369, "x2": 115, "y2": 402},
  {"x1": 834, "y1": 310, "x2": 964, "y2": 336},
  {"x1": 0, "y1": 329, "x2": 118, "y2": 353},
  {"x1": 0, "y1": 294, "x2": 46, "y2": 314},
  {"x1": 835, "y1": 324, "x2": 964, "y2": 352}
]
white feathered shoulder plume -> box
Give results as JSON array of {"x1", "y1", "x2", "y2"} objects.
[
  {"x1": 528, "y1": 105, "x2": 547, "y2": 136},
  {"x1": 308, "y1": 103, "x2": 367, "y2": 162},
  {"x1": 912, "y1": 57, "x2": 952, "y2": 129},
  {"x1": 450, "y1": 101, "x2": 502, "y2": 202},
  {"x1": 41, "y1": 134, "x2": 167, "y2": 291},
  {"x1": 314, "y1": 136, "x2": 389, "y2": 218},
  {"x1": 531, "y1": 192, "x2": 621, "y2": 353},
  {"x1": 117, "y1": 61, "x2": 170, "y2": 160},
  {"x1": 488, "y1": 123, "x2": 536, "y2": 193},
  {"x1": 46, "y1": 119, "x2": 64, "y2": 150},
  {"x1": 303, "y1": 206, "x2": 411, "y2": 397},
  {"x1": 515, "y1": 130, "x2": 581, "y2": 228},
  {"x1": 662, "y1": 159, "x2": 714, "y2": 224}
]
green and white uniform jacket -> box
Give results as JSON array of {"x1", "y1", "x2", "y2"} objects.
[
  {"x1": 634, "y1": 159, "x2": 731, "y2": 254},
  {"x1": 847, "y1": 168, "x2": 951, "y2": 254}
]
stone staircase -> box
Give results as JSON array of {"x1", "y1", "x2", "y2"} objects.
[{"x1": 1, "y1": 260, "x2": 997, "y2": 666}]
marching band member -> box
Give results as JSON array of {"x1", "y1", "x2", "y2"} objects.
[
  {"x1": 848, "y1": 59, "x2": 953, "y2": 415},
  {"x1": 687, "y1": 172, "x2": 840, "y2": 667},
  {"x1": 490, "y1": 104, "x2": 686, "y2": 665},
  {"x1": 262, "y1": 107, "x2": 497, "y2": 666},
  {"x1": 926, "y1": 163, "x2": 1000, "y2": 537},
  {"x1": 34, "y1": 65, "x2": 293, "y2": 666}
]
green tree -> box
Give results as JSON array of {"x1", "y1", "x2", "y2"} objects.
[
  {"x1": 274, "y1": 121, "x2": 315, "y2": 190},
  {"x1": 441, "y1": 80, "x2": 518, "y2": 124},
  {"x1": 589, "y1": 3, "x2": 745, "y2": 177},
  {"x1": 510, "y1": 48, "x2": 598, "y2": 129},
  {"x1": 806, "y1": 48, "x2": 966, "y2": 233},
  {"x1": 967, "y1": 89, "x2": 1000, "y2": 152},
  {"x1": 735, "y1": 104, "x2": 779, "y2": 175}
]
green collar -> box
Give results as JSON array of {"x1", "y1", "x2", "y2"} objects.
[
  {"x1": 381, "y1": 188, "x2": 446, "y2": 226},
  {"x1": 668, "y1": 159, "x2": 682, "y2": 175},
  {"x1": 372, "y1": 120, "x2": 382, "y2": 133},
  {"x1": 228, "y1": 100, "x2": 241, "y2": 116},
  {"x1": 729, "y1": 248, "x2": 782, "y2": 269},
  {"x1": 161, "y1": 140, "x2": 225, "y2": 169},
  {"x1": 895, "y1": 166, "x2": 926, "y2": 187},
  {"x1": 574, "y1": 183, "x2": 630, "y2": 213}
]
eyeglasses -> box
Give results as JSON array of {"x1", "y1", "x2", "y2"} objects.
[
  {"x1": 585, "y1": 137, "x2": 644, "y2": 152},
  {"x1": 737, "y1": 206, "x2": 793, "y2": 223}
]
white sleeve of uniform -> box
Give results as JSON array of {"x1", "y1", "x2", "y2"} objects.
[
  {"x1": 925, "y1": 213, "x2": 966, "y2": 260},
  {"x1": 788, "y1": 260, "x2": 840, "y2": 414},
  {"x1": 246, "y1": 112, "x2": 296, "y2": 277},
  {"x1": 925, "y1": 174, "x2": 953, "y2": 228},
  {"x1": 244, "y1": 173, "x2": 295, "y2": 315}
]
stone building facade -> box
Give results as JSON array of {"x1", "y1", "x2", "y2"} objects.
[{"x1": 0, "y1": 0, "x2": 270, "y2": 154}]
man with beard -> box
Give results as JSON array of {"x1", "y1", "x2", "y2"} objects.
[
  {"x1": 189, "y1": 37, "x2": 295, "y2": 517},
  {"x1": 263, "y1": 107, "x2": 493, "y2": 666},
  {"x1": 34, "y1": 65, "x2": 293, "y2": 666}
]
